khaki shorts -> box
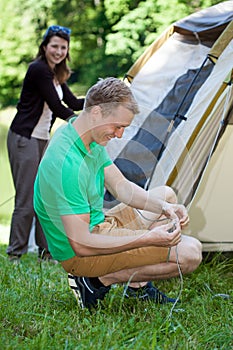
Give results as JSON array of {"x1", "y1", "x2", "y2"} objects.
[{"x1": 61, "y1": 203, "x2": 169, "y2": 277}]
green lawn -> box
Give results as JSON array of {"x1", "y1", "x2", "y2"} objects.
[
  {"x1": 0, "y1": 246, "x2": 232, "y2": 349},
  {"x1": 0, "y1": 123, "x2": 14, "y2": 224},
  {"x1": 0, "y1": 109, "x2": 232, "y2": 349}
]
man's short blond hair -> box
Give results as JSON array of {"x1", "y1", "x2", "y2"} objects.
[{"x1": 84, "y1": 77, "x2": 139, "y2": 115}]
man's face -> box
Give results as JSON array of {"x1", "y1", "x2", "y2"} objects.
[{"x1": 91, "y1": 105, "x2": 134, "y2": 146}]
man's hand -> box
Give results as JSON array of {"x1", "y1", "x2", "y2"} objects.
[
  {"x1": 162, "y1": 202, "x2": 189, "y2": 229},
  {"x1": 148, "y1": 220, "x2": 181, "y2": 247}
]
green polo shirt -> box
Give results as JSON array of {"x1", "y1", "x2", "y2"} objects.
[{"x1": 34, "y1": 117, "x2": 113, "y2": 261}]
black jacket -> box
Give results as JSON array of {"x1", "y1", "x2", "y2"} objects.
[{"x1": 10, "y1": 59, "x2": 84, "y2": 138}]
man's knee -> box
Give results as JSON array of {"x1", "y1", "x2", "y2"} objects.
[
  {"x1": 164, "y1": 186, "x2": 177, "y2": 204},
  {"x1": 173, "y1": 236, "x2": 202, "y2": 274},
  {"x1": 150, "y1": 185, "x2": 177, "y2": 203}
]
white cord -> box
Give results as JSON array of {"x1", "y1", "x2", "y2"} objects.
[
  {"x1": 167, "y1": 245, "x2": 184, "y2": 319},
  {"x1": 135, "y1": 209, "x2": 183, "y2": 316},
  {"x1": 135, "y1": 208, "x2": 168, "y2": 223}
]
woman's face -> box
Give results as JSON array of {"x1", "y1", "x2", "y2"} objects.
[{"x1": 44, "y1": 36, "x2": 69, "y2": 69}]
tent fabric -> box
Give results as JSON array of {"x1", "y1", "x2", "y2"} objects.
[
  {"x1": 125, "y1": 25, "x2": 174, "y2": 83},
  {"x1": 209, "y1": 20, "x2": 233, "y2": 61},
  {"x1": 182, "y1": 124, "x2": 233, "y2": 251},
  {"x1": 150, "y1": 44, "x2": 233, "y2": 200},
  {"x1": 126, "y1": 1, "x2": 233, "y2": 81},
  {"x1": 174, "y1": 1, "x2": 233, "y2": 32},
  {"x1": 114, "y1": 62, "x2": 213, "y2": 190},
  {"x1": 105, "y1": 2, "x2": 233, "y2": 250},
  {"x1": 106, "y1": 2, "x2": 233, "y2": 196},
  {"x1": 107, "y1": 39, "x2": 211, "y2": 163}
]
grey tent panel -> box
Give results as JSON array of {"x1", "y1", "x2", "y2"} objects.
[{"x1": 174, "y1": 1, "x2": 233, "y2": 32}]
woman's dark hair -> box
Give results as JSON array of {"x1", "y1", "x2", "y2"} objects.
[{"x1": 35, "y1": 30, "x2": 71, "y2": 84}]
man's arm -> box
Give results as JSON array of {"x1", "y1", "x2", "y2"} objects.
[
  {"x1": 104, "y1": 163, "x2": 189, "y2": 227},
  {"x1": 61, "y1": 213, "x2": 181, "y2": 257},
  {"x1": 105, "y1": 164, "x2": 166, "y2": 214}
]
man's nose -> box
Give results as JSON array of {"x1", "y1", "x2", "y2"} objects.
[{"x1": 115, "y1": 128, "x2": 124, "y2": 138}]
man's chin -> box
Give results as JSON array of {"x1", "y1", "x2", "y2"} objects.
[{"x1": 99, "y1": 141, "x2": 108, "y2": 146}]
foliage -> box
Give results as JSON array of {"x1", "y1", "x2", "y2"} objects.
[
  {"x1": 0, "y1": 0, "x2": 34, "y2": 106},
  {"x1": 0, "y1": 246, "x2": 232, "y2": 349},
  {"x1": 0, "y1": 119, "x2": 14, "y2": 223},
  {"x1": 105, "y1": 0, "x2": 189, "y2": 70},
  {"x1": 0, "y1": 0, "x2": 226, "y2": 108}
]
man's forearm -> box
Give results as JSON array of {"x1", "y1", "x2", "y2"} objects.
[
  {"x1": 115, "y1": 179, "x2": 164, "y2": 214},
  {"x1": 68, "y1": 230, "x2": 150, "y2": 257}
]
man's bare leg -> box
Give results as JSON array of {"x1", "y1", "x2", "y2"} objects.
[
  {"x1": 127, "y1": 186, "x2": 178, "y2": 288},
  {"x1": 100, "y1": 235, "x2": 202, "y2": 286}
]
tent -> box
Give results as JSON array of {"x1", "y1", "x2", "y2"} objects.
[{"x1": 105, "y1": 1, "x2": 233, "y2": 251}]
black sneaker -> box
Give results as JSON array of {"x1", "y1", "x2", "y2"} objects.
[
  {"x1": 38, "y1": 249, "x2": 58, "y2": 264},
  {"x1": 8, "y1": 254, "x2": 21, "y2": 264},
  {"x1": 124, "y1": 282, "x2": 177, "y2": 304},
  {"x1": 68, "y1": 274, "x2": 111, "y2": 309}
]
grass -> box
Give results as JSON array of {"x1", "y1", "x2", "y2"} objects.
[
  {"x1": 0, "y1": 108, "x2": 232, "y2": 348},
  {"x1": 0, "y1": 246, "x2": 232, "y2": 350},
  {"x1": 0, "y1": 115, "x2": 14, "y2": 224}
]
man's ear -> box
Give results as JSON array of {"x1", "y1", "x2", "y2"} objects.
[{"x1": 90, "y1": 105, "x2": 102, "y2": 122}]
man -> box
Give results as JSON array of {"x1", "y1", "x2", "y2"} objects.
[{"x1": 34, "y1": 77, "x2": 202, "y2": 309}]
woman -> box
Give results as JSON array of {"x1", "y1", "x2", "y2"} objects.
[{"x1": 7, "y1": 25, "x2": 84, "y2": 263}]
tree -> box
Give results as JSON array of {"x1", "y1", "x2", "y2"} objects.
[
  {"x1": 0, "y1": 0, "x2": 226, "y2": 108},
  {"x1": 105, "y1": 0, "x2": 189, "y2": 73},
  {"x1": 0, "y1": 0, "x2": 33, "y2": 107}
]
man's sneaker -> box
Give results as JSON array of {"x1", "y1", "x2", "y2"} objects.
[
  {"x1": 38, "y1": 249, "x2": 58, "y2": 264},
  {"x1": 68, "y1": 274, "x2": 111, "y2": 309},
  {"x1": 124, "y1": 282, "x2": 177, "y2": 304},
  {"x1": 8, "y1": 254, "x2": 21, "y2": 264}
]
